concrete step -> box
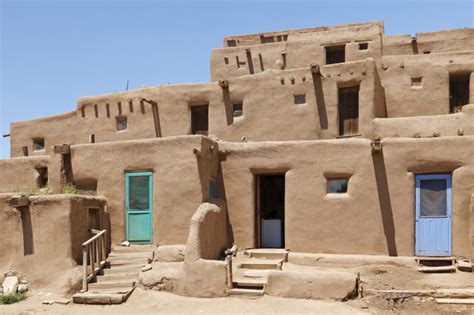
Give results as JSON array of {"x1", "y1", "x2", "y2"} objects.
[
  {"x1": 418, "y1": 265, "x2": 456, "y2": 273},
  {"x1": 88, "y1": 280, "x2": 135, "y2": 290},
  {"x1": 73, "y1": 288, "x2": 134, "y2": 304},
  {"x1": 238, "y1": 259, "x2": 283, "y2": 270},
  {"x1": 96, "y1": 274, "x2": 137, "y2": 283},
  {"x1": 229, "y1": 288, "x2": 264, "y2": 298},
  {"x1": 245, "y1": 249, "x2": 289, "y2": 261}
]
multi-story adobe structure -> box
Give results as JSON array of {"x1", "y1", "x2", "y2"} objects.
[{"x1": 1, "y1": 21, "x2": 473, "y2": 301}]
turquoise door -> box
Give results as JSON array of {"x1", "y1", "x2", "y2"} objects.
[
  {"x1": 415, "y1": 174, "x2": 452, "y2": 256},
  {"x1": 125, "y1": 172, "x2": 153, "y2": 244}
]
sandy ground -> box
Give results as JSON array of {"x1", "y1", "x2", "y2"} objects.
[{"x1": 0, "y1": 288, "x2": 366, "y2": 315}]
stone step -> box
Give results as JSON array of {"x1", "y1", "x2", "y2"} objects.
[
  {"x1": 417, "y1": 265, "x2": 456, "y2": 273},
  {"x1": 245, "y1": 249, "x2": 289, "y2": 261},
  {"x1": 108, "y1": 251, "x2": 152, "y2": 259},
  {"x1": 96, "y1": 274, "x2": 137, "y2": 283},
  {"x1": 73, "y1": 288, "x2": 134, "y2": 304},
  {"x1": 88, "y1": 280, "x2": 135, "y2": 290},
  {"x1": 238, "y1": 259, "x2": 283, "y2": 270},
  {"x1": 108, "y1": 255, "x2": 149, "y2": 264},
  {"x1": 108, "y1": 259, "x2": 147, "y2": 267},
  {"x1": 229, "y1": 288, "x2": 264, "y2": 298}
]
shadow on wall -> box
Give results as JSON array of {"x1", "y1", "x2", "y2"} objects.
[
  {"x1": 372, "y1": 151, "x2": 398, "y2": 256},
  {"x1": 312, "y1": 73, "x2": 328, "y2": 130},
  {"x1": 19, "y1": 206, "x2": 34, "y2": 256}
]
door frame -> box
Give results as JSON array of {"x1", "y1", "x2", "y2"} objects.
[
  {"x1": 254, "y1": 173, "x2": 286, "y2": 248},
  {"x1": 125, "y1": 171, "x2": 153, "y2": 244},
  {"x1": 415, "y1": 173, "x2": 452, "y2": 256}
]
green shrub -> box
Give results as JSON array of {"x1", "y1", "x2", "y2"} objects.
[
  {"x1": 0, "y1": 292, "x2": 26, "y2": 304},
  {"x1": 63, "y1": 184, "x2": 77, "y2": 194},
  {"x1": 40, "y1": 184, "x2": 53, "y2": 195},
  {"x1": 25, "y1": 185, "x2": 39, "y2": 196}
]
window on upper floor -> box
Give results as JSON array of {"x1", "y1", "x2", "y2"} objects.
[
  {"x1": 325, "y1": 45, "x2": 345, "y2": 64},
  {"x1": 294, "y1": 94, "x2": 306, "y2": 105},
  {"x1": 191, "y1": 105, "x2": 209, "y2": 135},
  {"x1": 359, "y1": 42, "x2": 368, "y2": 50},
  {"x1": 116, "y1": 116, "x2": 128, "y2": 131},
  {"x1": 449, "y1": 73, "x2": 470, "y2": 113},
  {"x1": 233, "y1": 103, "x2": 243, "y2": 118},
  {"x1": 327, "y1": 178, "x2": 349, "y2": 194},
  {"x1": 33, "y1": 138, "x2": 45, "y2": 151}
]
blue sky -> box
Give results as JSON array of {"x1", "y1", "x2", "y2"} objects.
[{"x1": 1, "y1": 0, "x2": 473, "y2": 158}]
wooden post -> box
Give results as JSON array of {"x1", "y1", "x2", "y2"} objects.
[
  {"x1": 226, "y1": 255, "x2": 233, "y2": 289},
  {"x1": 82, "y1": 245, "x2": 88, "y2": 292}
]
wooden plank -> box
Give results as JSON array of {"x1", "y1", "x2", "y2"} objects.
[
  {"x1": 418, "y1": 265, "x2": 456, "y2": 273},
  {"x1": 436, "y1": 298, "x2": 474, "y2": 305},
  {"x1": 366, "y1": 289, "x2": 474, "y2": 299}
]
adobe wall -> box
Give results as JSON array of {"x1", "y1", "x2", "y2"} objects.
[
  {"x1": 375, "y1": 104, "x2": 474, "y2": 138},
  {"x1": 0, "y1": 156, "x2": 49, "y2": 192},
  {"x1": 383, "y1": 28, "x2": 474, "y2": 56},
  {"x1": 378, "y1": 52, "x2": 474, "y2": 117},
  {"x1": 69, "y1": 136, "x2": 207, "y2": 245},
  {"x1": 220, "y1": 136, "x2": 474, "y2": 257},
  {"x1": 0, "y1": 194, "x2": 107, "y2": 292},
  {"x1": 211, "y1": 59, "x2": 384, "y2": 141},
  {"x1": 211, "y1": 22, "x2": 383, "y2": 81}
]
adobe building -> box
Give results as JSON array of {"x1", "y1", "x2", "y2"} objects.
[{"x1": 1, "y1": 21, "x2": 473, "y2": 301}]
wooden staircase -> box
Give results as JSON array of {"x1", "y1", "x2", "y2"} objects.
[
  {"x1": 229, "y1": 249, "x2": 288, "y2": 298},
  {"x1": 73, "y1": 245, "x2": 154, "y2": 304}
]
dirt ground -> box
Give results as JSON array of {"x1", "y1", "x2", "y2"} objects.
[{"x1": 1, "y1": 263, "x2": 473, "y2": 314}]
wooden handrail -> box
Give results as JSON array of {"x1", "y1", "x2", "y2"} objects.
[{"x1": 81, "y1": 229, "x2": 108, "y2": 292}]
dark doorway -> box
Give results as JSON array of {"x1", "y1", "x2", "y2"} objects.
[
  {"x1": 338, "y1": 86, "x2": 359, "y2": 136},
  {"x1": 256, "y1": 174, "x2": 285, "y2": 248},
  {"x1": 449, "y1": 74, "x2": 470, "y2": 113},
  {"x1": 191, "y1": 105, "x2": 209, "y2": 135}
]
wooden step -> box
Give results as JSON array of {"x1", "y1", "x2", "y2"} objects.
[
  {"x1": 418, "y1": 265, "x2": 456, "y2": 273},
  {"x1": 238, "y1": 259, "x2": 283, "y2": 270},
  {"x1": 229, "y1": 288, "x2": 264, "y2": 298},
  {"x1": 88, "y1": 280, "x2": 135, "y2": 290},
  {"x1": 245, "y1": 249, "x2": 289, "y2": 261}
]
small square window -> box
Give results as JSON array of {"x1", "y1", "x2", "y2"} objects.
[
  {"x1": 294, "y1": 94, "x2": 306, "y2": 105},
  {"x1": 411, "y1": 77, "x2": 423, "y2": 88},
  {"x1": 33, "y1": 138, "x2": 45, "y2": 151},
  {"x1": 327, "y1": 178, "x2": 349, "y2": 194},
  {"x1": 233, "y1": 103, "x2": 243, "y2": 117},
  {"x1": 359, "y1": 42, "x2": 368, "y2": 50},
  {"x1": 116, "y1": 116, "x2": 127, "y2": 131}
]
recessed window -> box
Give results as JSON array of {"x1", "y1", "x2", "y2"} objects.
[
  {"x1": 411, "y1": 77, "x2": 423, "y2": 88},
  {"x1": 233, "y1": 103, "x2": 243, "y2": 117},
  {"x1": 423, "y1": 51, "x2": 431, "y2": 54},
  {"x1": 224, "y1": 57, "x2": 229, "y2": 65},
  {"x1": 327, "y1": 178, "x2": 349, "y2": 194},
  {"x1": 191, "y1": 105, "x2": 209, "y2": 135},
  {"x1": 227, "y1": 40, "x2": 237, "y2": 47},
  {"x1": 325, "y1": 45, "x2": 345, "y2": 64},
  {"x1": 359, "y1": 43, "x2": 368, "y2": 50},
  {"x1": 116, "y1": 116, "x2": 127, "y2": 131},
  {"x1": 450, "y1": 73, "x2": 470, "y2": 113},
  {"x1": 33, "y1": 138, "x2": 45, "y2": 151},
  {"x1": 294, "y1": 94, "x2": 306, "y2": 105}
]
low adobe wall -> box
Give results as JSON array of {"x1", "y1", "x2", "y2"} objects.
[
  {"x1": 0, "y1": 194, "x2": 108, "y2": 292},
  {"x1": 0, "y1": 156, "x2": 49, "y2": 193},
  {"x1": 183, "y1": 199, "x2": 231, "y2": 297},
  {"x1": 220, "y1": 136, "x2": 474, "y2": 257}
]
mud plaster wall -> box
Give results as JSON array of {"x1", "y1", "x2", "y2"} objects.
[
  {"x1": 211, "y1": 59, "x2": 383, "y2": 142},
  {"x1": 0, "y1": 195, "x2": 106, "y2": 290},
  {"x1": 378, "y1": 52, "x2": 474, "y2": 118},
  {"x1": 211, "y1": 23, "x2": 383, "y2": 81},
  {"x1": 0, "y1": 156, "x2": 49, "y2": 192},
  {"x1": 220, "y1": 136, "x2": 474, "y2": 257},
  {"x1": 375, "y1": 104, "x2": 474, "y2": 138},
  {"x1": 69, "y1": 136, "x2": 206, "y2": 245},
  {"x1": 383, "y1": 29, "x2": 474, "y2": 56},
  {"x1": 184, "y1": 199, "x2": 229, "y2": 297}
]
